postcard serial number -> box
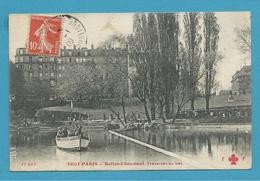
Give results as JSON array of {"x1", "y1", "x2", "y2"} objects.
[{"x1": 21, "y1": 162, "x2": 36, "y2": 167}]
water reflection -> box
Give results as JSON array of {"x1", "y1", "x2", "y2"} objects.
[
  {"x1": 10, "y1": 128, "x2": 251, "y2": 170},
  {"x1": 123, "y1": 129, "x2": 251, "y2": 162}
]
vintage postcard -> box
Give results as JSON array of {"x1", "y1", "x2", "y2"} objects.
[{"x1": 9, "y1": 12, "x2": 251, "y2": 171}]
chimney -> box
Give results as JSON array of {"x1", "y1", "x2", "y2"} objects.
[
  {"x1": 73, "y1": 45, "x2": 76, "y2": 49},
  {"x1": 91, "y1": 44, "x2": 94, "y2": 50}
]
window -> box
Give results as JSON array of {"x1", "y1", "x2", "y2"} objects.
[
  {"x1": 45, "y1": 72, "x2": 48, "y2": 76},
  {"x1": 62, "y1": 66, "x2": 65, "y2": 70},
  {"x1": 85, "y1": 51, "x2": 88, "y2": 56},
  {"x1": 29, "y1": 73, "x2": 33, "y2": 77},
  {"x1": 51, "y1": 72, "x2": 54, "y2": 77},
  {"x1": 29, "y1": 56, "x2": 32, "y2": 62},
  {"x1": 29, "y1": 65, "x2": 32, "y2": 70},
  {"x1": 50, "y1": 80, "x2": 55, "y2": 86},
  {"x1": 39, "y1": 57, "x2": 43, "y2": 62},
  {"x1": 58, "y1": 66, "x2": 62, "y2": 70},
  {"x1": 50, "y1": 57, "x2": 54, "y2": 61},
  {"x1": 39, "y1": 65, "x2": 42, "y2": 70},
  {"x1": 39, "y1": 73, "x2": 43, "y2": 77},
  {"x1": 105, "y1": 72, "x2": 109, "y2": 80},
  {"x1": 20, "y1": 57, "x2": 23, "y2": 62},
  {"x1": 58, "y1": 74, "x2": 61, "y2": 78},
  {"x1": 61, "y1": 51, "x2": 65, "y2": 56},
  {"x1": 19, "y1": 49, "x2": 24, "y2": 54},
  {"x1": 69, "y1": 51, "x2": 72, "y2": 56},
  {"x1": 58, "y1": 58, "x2": 62, "y2": 63}
]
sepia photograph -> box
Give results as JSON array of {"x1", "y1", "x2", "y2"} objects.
[{"x1": 9, "y1": 12, "x2": 251, "y2": 171}]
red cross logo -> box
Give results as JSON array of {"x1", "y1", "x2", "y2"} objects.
[{"x1": 228, "y1": 154, "x2": 239, "y2": 165}]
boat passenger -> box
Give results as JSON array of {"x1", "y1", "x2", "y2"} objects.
[
  {"x1": 67, "y1": 122, "x2": 75, "y2": 136},
  {"x1": 75, "y1": 125, "x2": 82, "y2": 136},
  {"x1": 57, "y1": 126, "x2": 68, "y2": 137},
  {"x1": 67, "y1": 122, "x2": 81, "y2": 136}
]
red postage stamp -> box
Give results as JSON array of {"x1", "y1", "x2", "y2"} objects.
[{"x1": 27, "y1": 15, "x2": 62, "y2": 56}]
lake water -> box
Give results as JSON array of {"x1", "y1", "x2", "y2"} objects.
[{"x1": 10, "y1": 127, "x2": 251, "y2": 171}]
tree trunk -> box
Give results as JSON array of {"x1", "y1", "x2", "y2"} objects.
[
  {"x1": 164, "y1": 97, "x2": 171, "y2": 119},
  {"x1": 190, "y1": 83, "x2": 196, "y2": 110},
  {"x1": 171, "y1": 96, "x2": 175, "y2": 118},
  {"x1": 121, "y1": 96, "x2": 127, "y2": 124},
  {"x1": 143, "y1": 99, "x2": 151, "y2": 123},
  {"x1": 158, "y1": 100, "x2": 165, "y2": 123},
  {"x1": 205, "y1": 95, "x2": 210, "y2": 114},
  {"x1": 190, "y1": 96, "x2": 195, "y2": 111},
  {"x1": 150, "y1": 96, "x2": 156, "y2": 120}
]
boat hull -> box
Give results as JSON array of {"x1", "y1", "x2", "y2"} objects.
[{"x1": 56, "y1": 136, "x2": 90, "y2": 151}]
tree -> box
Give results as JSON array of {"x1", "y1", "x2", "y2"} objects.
[
  {"x1": 127, "y1": 13, "x2": 180, "y2": 122},
  {"x1": 155, "y1": 13, "x2": 180, "y2": 119},
  {"x1": 235, "y1": 25, "x2": 251, "y2": 54},
  {"x1": 10, "y1": 62, "x2": 53, "y2": 117},
  {"x1": 203, "y1": 13, "x2": 220, "y2": 112},
  {"x1": 56, "y1": 61, "x2": 103, "y2": 106},
  {"x1": 22, "y1": 78, "x2": 53, "y2": 117},
  {"x1": 174, "y1": 43, "x2": 191, "y2": 115},
  {"x1": 101, "y1": 50, "x2": 129, "y2": 125},
  {"x1": 99, "y1": 33, "x2": 127, "y2": 49},
  {"x1": 127, "y1": 13, "x2": 156, "y2": 123},
  {"x1": 24, "y1": 78, "x2": 52, "y2": 105},
  {"x1": 183, "y1": 12, "x2": 202, "y2": 110}
]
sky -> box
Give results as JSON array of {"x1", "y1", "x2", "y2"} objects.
[{"x1": 9, "y1": 12, "x2": 251, "y2": 91}]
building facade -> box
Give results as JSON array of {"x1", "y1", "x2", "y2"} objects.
[
  {"x1": 14, "y1": 46, "x2": 131, "y2": 98},
  {"x1": 231, "y1": 65, "x2": 251, "y2": 95}
]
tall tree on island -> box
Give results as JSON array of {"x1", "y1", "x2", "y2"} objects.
[
  {"x1": 129, "y1": 13, "x2": 180, "y2": 122},
  {"x1": 203, "y1": 13, "x2": 220, "y2": 112},
  {"x1": 127, "y1": 13, "x2": 156, "y2": 123},
  {"x1": 183, "y1": 12, "x2": 202, "y2": 111},
  {"x1": 155, "y1": 13, "x2": 180, "y2": 119}
]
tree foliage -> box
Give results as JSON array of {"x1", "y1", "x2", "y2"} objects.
[
  {"x1": 128, "y1": 13, "x2": 180, "y2": 122},
  {"x1": 10, "y1": 62, "x2": 53, "y2": 117},
  {"x1": 56, "y1": 62, "x2": 103, "y2": 105},
  {"x1": 183, "y1": 12, "x2": 202, "y2": 110},
  {"x1": 235, "y1": 25, "x2": 251, "y2": 54},
  {"x1": 203, "y1": 12, "x2": 221, "y2": 112}
]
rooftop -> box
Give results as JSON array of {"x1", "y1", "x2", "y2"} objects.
[
  {"x1": 16, "y1": 47, "x2": 127, "y2": 58},
  {"x1": 232, "y1": 65, "x2": 251, "y2": 81},
  {"x1": 184, "y1": 93, "x2": 251, "y2": 110}
]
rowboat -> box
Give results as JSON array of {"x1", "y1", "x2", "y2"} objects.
[{"x1": 56, "y1": 135, "x2": 90, "y2": 151}]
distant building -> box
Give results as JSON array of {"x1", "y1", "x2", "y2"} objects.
[
  {"x1": 219, "y1": 90, "x2": 232, "y2": 96},
  {"x1": 14, "y1": 46, "x2": 131, "y2": 98},
  {"x1": 231, "y1": 65, "x2": 251, "y2": 95}
]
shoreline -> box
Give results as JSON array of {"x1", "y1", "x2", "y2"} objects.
[
  {"x1": 10, "y1": 121, "x2": 251, "y2": 133},
  {"x1": 164, "y1": 124, "x2": 251, "y2": 133}
]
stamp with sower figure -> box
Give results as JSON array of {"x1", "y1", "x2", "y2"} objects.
[
  {"x1": 27, "y1": 15, "x2": 62, "y2": 56},
  {"x1": 27, "y1": 14, "x2": 87, "y2": 56}
]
